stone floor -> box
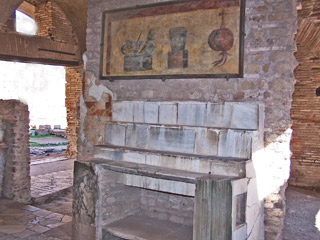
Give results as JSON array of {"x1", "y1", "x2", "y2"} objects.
[
  {"x1": 0, "y1": 186, "x2": 320, "y2": 239},
  {"x1": 283, "y1": 186, "x2": 320, "y2": 240},
  {"x1": 31, "y1": 170, "x2": 73, "y2": 198},
  {"x1": 0, "y1": 199, "x2": 72, "y2": 240}
]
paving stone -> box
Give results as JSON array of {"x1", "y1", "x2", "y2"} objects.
[
  {"x1": 0, "y1": 224, "x2": 26, "y2": 234},
  {"x1": 33, "y1": 209, "x2": 52, "y2": 218},
  {"x1": 46, "y1": 213, "x2": 64, "y2": 221},
  {"x1": 61, "y1": 216, "x2": 72, "y2": 223},
  {"x1": 27, "y1": 224, "x2": 51, "y2": 233},
  {"x1": 12, "y1": 229, "x2": 36, "y2": 238}
]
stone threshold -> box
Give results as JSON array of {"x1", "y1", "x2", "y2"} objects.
[{"x1": 103, "y1": 215, "x2": 193, "y2": 240}]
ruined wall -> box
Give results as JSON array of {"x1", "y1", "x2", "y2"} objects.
[
  {"x1": 0, "y1": 100, "x2": 31, "y2": 203},
  {"x1": 290, "y1": 0, "x2": 320, "y2": 191},
  {"x1": 82, "y1": 0, "x2": 298, "y2": 239},
  {"x1": 65, "y1": 66, "x2": 83, "y2": 158}
]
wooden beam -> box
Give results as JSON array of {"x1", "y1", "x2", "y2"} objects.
[{"x1": 0, "y1": 32, "x2": 81, "y2": 66}]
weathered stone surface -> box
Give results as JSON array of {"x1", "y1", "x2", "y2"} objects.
[
  {"x1": 0, "y1": 100, "x2": 31, "y2": 203},
  {"x1": 178, "y1": 103, "x2": 206, "y2": 126},
  {"x1": 125, "y1": 124, "x2": 148, "y2": 149},
  {"x1": 194, "y1": 178, "x2": 233, "y2": 240},
  {"x1": 105, "y1": 123, "x2": 126, "y2": 146},
  {"x1": 112, "y1": 102, "x2": 133, "y2": 122},
  {"x1": 194, "y1": 128, "x2": 218, "y2": 156},
  {"x1": 218, "y1": 130, "x2": 252, "y2": 159},
  {"x1": 73, "y1": 161, "x2": 97, "y2": 225},
  {"x1": 231, "y1": 104, "x2": 259, "y2": 130},
  {"x1": 159, "y1": 103, "x2": 177, "y2": 125},
  {"x1": 148, "y1": 126, "x2": 195, "y2": 154},
  {"x1": 93, "y1": 145, "x2": 247, "y2": 177},
  {"x1": 133, "y1": 102, "x2": 158, "y2": 124}
]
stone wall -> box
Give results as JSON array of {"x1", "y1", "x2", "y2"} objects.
[
  {"x1": 290, "y1": 0, "x2": 320, "y2": 191},
  {"x1": 0, "y1": 100, "x2": 31, "y2": 203},
  {"x1": 65, "y1": 66, "x2": 83, "y2": 158},
  {"x1": 82, "y1": 0, "x2": 298, "y2": 239}
]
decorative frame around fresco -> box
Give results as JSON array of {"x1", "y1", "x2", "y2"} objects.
[{"x1": 100, "y1": 0, "x2": 246, "y2": 81}]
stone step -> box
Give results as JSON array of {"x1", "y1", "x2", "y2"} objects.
[
  {"x1": 102, "y1": 215, "x2": 193, "y2": 240},
  {"x1": 94, "y1": 145, "x2": 248, "y2": 177},
  {"x1": 89, "y1": 158, "x2": 247, "y2": 197},
  {"x1": 104, "y1": 122, "x2": 253, "y2": 159}
]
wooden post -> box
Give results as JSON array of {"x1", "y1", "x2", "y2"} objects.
[{"x1": 193, "y1": 177, "x2": 233, "y2": 240}]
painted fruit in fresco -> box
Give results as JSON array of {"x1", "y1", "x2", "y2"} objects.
[{"x1": 208, "y1": 28, "x2": 234, "y2": 67}]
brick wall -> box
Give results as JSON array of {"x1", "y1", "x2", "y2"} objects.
[
  {"x1": 0, "y1": 13, "x2": 15, "y2": 33},
  {"x1": 290, "y1": 0, "x2": 320, "y2": 190},
  {"x1": 82, "y1": 0, "x2": 298, "y2": 239},
  {"x1": 65, "y1": 66, "x2": 82, "y2": 158},
  {"x1": 0, "y1": 100, "x2": 31, "y2": 203},
  {"x1": 35, "y1": 0, "x2": 77, "y2": 46}
]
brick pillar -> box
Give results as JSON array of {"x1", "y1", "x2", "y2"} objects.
[{"x1": 65, "y1": 66, "x2": 82, "y2": 158}]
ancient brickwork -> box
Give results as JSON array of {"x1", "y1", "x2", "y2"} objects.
[
  {"x1": 140, "y1": 189, "x2": 194, "y2": 226},
  {"x1": 35, "y1": 0, "x2": 77, "y2": 46},
  {"x1": 290, "y1": 0, "x2": 320, "y2": 191},
  {"x1": 65, "y1": 66, "x2": 82, "y2": 158},
  {"x1": 82, "y1": 0, "x2": 298, "y2": 239},
  {"x1": 0, "y1": 100, "x2": 31, "y2": 203},
  {"x1": 0, "y1": 14, "x2": 15, "y2": 33}
]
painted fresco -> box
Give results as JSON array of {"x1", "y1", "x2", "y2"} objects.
[{"x1": 101, "y1": 0, "x2": 245, "y2": 80}]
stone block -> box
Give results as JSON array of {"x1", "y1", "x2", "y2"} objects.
[
  {"x1": 125, "y1": 124, "x2": 148, "y2": 148},
  {"x1": 194, "y1": 128, "x2": 218, "y2": 155},
  {"x1": 122, "y1": 174, "x2": 195, "y2": 196},
  {"x1": 218, "y1": 130, "x2": 252, "y2": 159},
  {"x1": 206, "y1": 103, "x2": 233, "y2": 128},
  {"x1": 178, "y1": 103, "x2": 206, "y2": 126},
  {"x1": 159, "y1": 103, "x2": 177, "y2": 125},
  {"x1": 231, "y1": 104, "x2": 258, "y2": 130},
  {"x1": 93, "y1": 147, "x2": 123, "y2": 161},
  {"x1": 112, "y1": 102, "x2": 133, "y2": 122},
  {"x1": 133, "y1": 102, "x2": 158, "y2": 124},
  {"x1": 148, "y1": 126, "x2": 195, "y2": 154},
  {"x1": 122, "y1": 152, "x2": 146, "y2": 165},
  {"x1": 233, "y1": 225, "x2": 247, "y2": 240},
  {"x1": 105, "y1": 123, "x2": 126, "y2": 146}
]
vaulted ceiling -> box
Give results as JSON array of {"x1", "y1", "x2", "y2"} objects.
[{"x1": 0, "y1": 0, "x2": 87, "y2": 55}]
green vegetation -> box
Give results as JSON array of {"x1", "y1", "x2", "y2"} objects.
[
  {"x1": 29, "y1": 142, "x2": 68, "y2": 147},
  {"x1": 29, "y1": 133, "x2": 53, "y2": 139}
]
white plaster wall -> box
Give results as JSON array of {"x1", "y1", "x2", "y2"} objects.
[{"x1": 0, "y1": 61, "x2": 67, "y2": 128}]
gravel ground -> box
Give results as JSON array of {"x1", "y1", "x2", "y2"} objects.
[{"x1": 283, "y1": 186, "x2": 320, "y2": 240}]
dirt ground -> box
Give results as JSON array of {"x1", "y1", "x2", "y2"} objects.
[{"x1": 283, "y1": 186, "x2": 320, "y2": 240}]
